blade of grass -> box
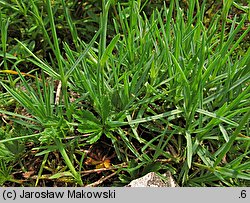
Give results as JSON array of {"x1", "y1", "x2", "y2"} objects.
[
  {"x1": 65, "y1": 29, "x2": 101, "y2": 79},
  {"x1": 185, "y1": 131, "x2": 193, "y2": 168},
  {"x1": 15, "y1": 39, "x2": 60, "y2": 79},
  {"x1": 213, "y1": 110, "x2": 250, "y2": 167}
]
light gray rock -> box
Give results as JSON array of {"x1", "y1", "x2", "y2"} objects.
[{"x1": 126, "y1": 171, "x2": 179, "y2": 187}]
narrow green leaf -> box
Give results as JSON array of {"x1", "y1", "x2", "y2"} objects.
[
  {"x1": 100, "y1": 94, "x2": 111, "y2": 123},
  {"x1": 49, "y1": 171, "x2": 73, "y2": 179},
  {"x1": 15, "y1": 39, "x2": 60, "y2": 79},
  {"x1": 77, "y1": 121, "x2": 102, "y2": 133},
  {"x1": 46, "y1": 0, "x2": 63, "y2": 76},
  {"x1": 213, "y1": 110, "x2": 250, "y2": 167},
  {"x1": 197, "y1": 146, "x2": 215, "y2": 167},
  {"x1": 185, "y1": 131, "x2": 193, "y2": 169},
  {"x1": 65, "y1": 29, "x2": 101, "y2": 78},
  {"x1": 196, "y1": 109, "x2": 239, "y2": 127},
  {"x1": 118, "y1": 128, "x2": 142, "y2": 160},
  {"x1": 0, "y1": 133, "x2": 40, "y2": 144},
  {"x1": 100, "y1": 34, "x2": 120, "y2": 67},
  {"x1": 219, "y1": 124, "x2": 229, "y2": 142},
  {"x1": 215, "y1": 167, "x2": 250, "y2": 180},
  {"x1": 170, "y1": 52, "x2": 189, "y2": 85},
  {"x1": 73, "y1": 110, "x2": 100, "y2": 124},
  {"x1": 108, "y1": 109, "x2": 183, "y2": 127},
  {"x1": 87, "y1": 132, "x2": 103, "y2": 144}
]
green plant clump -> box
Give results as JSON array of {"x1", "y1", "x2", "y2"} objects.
[{"x1": 0, "y1": 0, "x2": 249, "y2": 186}]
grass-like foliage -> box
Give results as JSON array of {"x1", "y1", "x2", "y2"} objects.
[{"x1": 0, "y1": 0, "x2": 249, "y2": 186}]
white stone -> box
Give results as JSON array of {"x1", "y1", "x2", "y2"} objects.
[{"x1": 126, "y1": 172, "x2": 179, "y2": 187}]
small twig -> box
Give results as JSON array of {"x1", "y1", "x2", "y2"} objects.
[
  {"x1": 85, "y1": 171, "x2": 117, "y2": 187},
  {"x1": 81, "y1": 162, "x2": 127, "y2": 175},
  {"x1": 30, "y1": 174, "x2": 75, "y2": 184},
  {"x1": 55, "y1": 80, "x2": 62, "y2": 105},
  {"x1": 29, "y1": 163, "x2": 127, "y2": 181},
  {"x1": 63, "y1": 133, "x2": 92, "y2": 140}
]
